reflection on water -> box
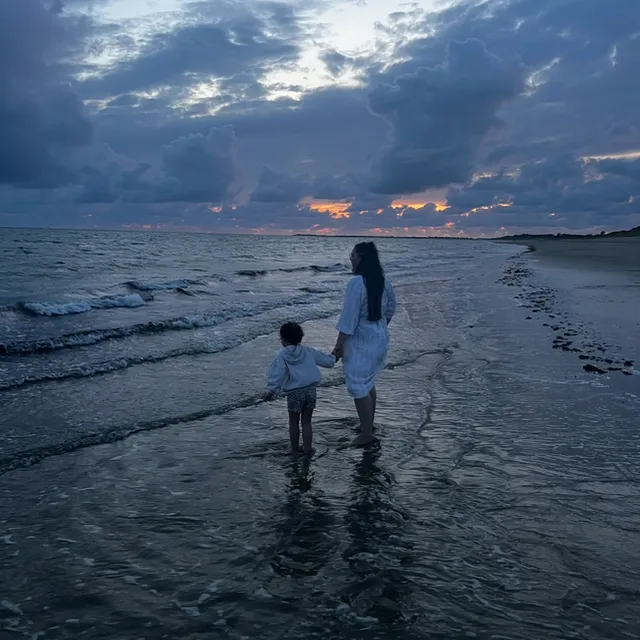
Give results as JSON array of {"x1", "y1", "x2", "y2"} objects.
[
  {"x1": 340, "y1": 448, "x2": 417, "y2": 629},
  {"x1": 270, "y1": 457, "x2": 338, "y2": 579}
]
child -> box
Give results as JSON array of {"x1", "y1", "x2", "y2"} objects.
[{"x1": 265, "y1": 322, "x2": 335, "y2": 455}]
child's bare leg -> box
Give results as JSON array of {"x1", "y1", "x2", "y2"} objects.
[
  {"x1": 301, "y1": 408, "x2": 314, "y2": 455},
  {"x1": 288, "y1": 412, "x2": 301, "y2": 453}
]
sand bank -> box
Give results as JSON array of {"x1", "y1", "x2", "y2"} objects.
[{"x1": 501, "y1": 237, "x2": 640, "y2": 273}]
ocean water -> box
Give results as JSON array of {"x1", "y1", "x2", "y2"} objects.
[{"x1": 1, "y1": 228, "x2": 639, "y2": 639}]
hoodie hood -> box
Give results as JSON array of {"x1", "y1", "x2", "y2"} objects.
[{"x1": 281, "y1": 344, "x2": 305, "y2": 365}]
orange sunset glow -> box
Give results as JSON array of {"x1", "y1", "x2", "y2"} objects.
[
  {"x1": 303, "y1": 198, "x2": 452, "y2": 217},
  {"x1": 303, "y1": 198, "x2": 351, "y2": 219}
]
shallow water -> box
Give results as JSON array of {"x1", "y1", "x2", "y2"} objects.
[{"x1": 1, "y1": 231, "x2": 640, "y2": 638}]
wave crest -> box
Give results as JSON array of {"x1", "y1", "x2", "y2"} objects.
[{"x1": 21, "y1": 294, "x2": 148, "y2": 317}]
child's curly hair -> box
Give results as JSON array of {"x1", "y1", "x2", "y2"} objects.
[{"x1": 280, "y1": 322, "x2": 304, "y2": 345}]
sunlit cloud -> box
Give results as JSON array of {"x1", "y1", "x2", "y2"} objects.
[
  {"x1": 303, "y1": 199, "x2": 351, "y2": 219},
  {"x1": 393, "y1": 201, "x2": 450, "y2": 212},
  {"x1": 584, "y1": 150, "x2": 640, "y2": 161}
]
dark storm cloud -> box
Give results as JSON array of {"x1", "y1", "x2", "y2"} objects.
[
  {"x1": 155, "y1": 125, "x2": 236, "y2": 202},
  {"x1": 311, "y1": 173, "x2": 368, "y2": 201},
  {"x1": 594, "y1": 157, "x2": 640, "y2": 182},
  {"x1": 78, "y1": 126, "x2": 237, "y2": 203},
  {"x1": 216, "y1": 200, "x2": 323, "y2": 230},
  {"x1": 94, "y1": 86, "x2": 386, "y2": 200},
  {"x1": 79, "y1": 2, "x2": 303, "y2": 100},
  {"x1": 249, "y1": 168, "x2": 386, "y2": 209},
  {"x1": 368, "y1": 38, "x2": 525, "y2": 195},
  {"x1": 395, "y1": 0, "x2": 640, "y2": 158},
  {"x1": 251, "y1": 168, "x2": 312, "y2": 203},
  {"x1": 445, "y1": 154, "x2": 640, "y2": 228},
  {"x1": 0, "y1": 0, "x2": 93, "y2": 188}
]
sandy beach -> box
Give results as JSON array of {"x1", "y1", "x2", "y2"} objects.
[
  {"x1": 502, "y1": 236, "x2": 640, "y2": 273},
  {"x1": 498, "y1": 234, "x2": 639, "y2": 379}
]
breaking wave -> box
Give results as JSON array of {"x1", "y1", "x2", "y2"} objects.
[
  {"x1": 234, "y1": 263, "x2": 346, "y2": 277},
  {"x1": 126, "y1": 279, "x2": 207, "y2": 291},
  {"x1": 20, "y1": 294, "x2": 148, "y2": 317}
]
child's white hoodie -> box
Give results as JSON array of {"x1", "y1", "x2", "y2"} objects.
[{"x1": 267, "y1": 345, "x2": 335, "y2": 393}]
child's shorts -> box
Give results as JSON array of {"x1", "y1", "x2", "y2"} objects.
[{"x1": 287, "y1": 386, "x2": 317, "y2": 413}]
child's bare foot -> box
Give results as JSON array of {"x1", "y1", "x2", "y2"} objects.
[{"x1": 351, "y1": 434, "x2": 376, "y2": 447}]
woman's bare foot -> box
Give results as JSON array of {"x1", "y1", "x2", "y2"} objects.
[{"x1": 351, "y1": 433, "x2": 376, "y2": 447}]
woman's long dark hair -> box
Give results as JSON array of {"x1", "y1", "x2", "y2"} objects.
[{"x1": 353, "y1": 241, "x2": 385, "y2": 321}]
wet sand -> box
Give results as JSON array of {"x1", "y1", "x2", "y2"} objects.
[
  {"x1": 502, "y1": 237, "x2": 640, "y2": 273},
  {"x1": 498, "y1": 236, "x2": 639, "y2": 378}
]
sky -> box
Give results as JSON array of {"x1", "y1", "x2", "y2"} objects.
[{"x1": 1, "y1": 0, "x2": 640, "y2": 236}]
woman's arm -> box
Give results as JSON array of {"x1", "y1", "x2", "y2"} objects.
[
  {"x1": 385, "y1": 279, "x2": 396, "y2": 324},
  {"x1": 334, "y1": 277, "x2": 362, "y2": 356}
]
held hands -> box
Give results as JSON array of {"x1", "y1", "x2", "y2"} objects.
[
  {"x1": 264, "y1": 391, "x2": 276, "y2": 402},
  {"x1": 332, "y1": 333, "x2": 346, "y2": 362}
]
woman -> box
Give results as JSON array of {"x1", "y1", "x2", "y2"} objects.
[{"x1": 333, "y1": 242, "x2": 396, "y2": 446}]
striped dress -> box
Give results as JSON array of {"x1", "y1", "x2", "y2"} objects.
[{"x1": 336, "y1": 275, "x2": 396, "y2": 399}]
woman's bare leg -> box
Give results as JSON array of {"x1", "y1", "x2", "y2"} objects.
[
  {"x1": 352, "y1": 395, "x2": 375, "y2": 446},
  {"x1": 370, "y1": 386, "x2": 377, "y2": 421},
  {"x1": 288, "y1": 412, "x2": 301, "y2": 453}
]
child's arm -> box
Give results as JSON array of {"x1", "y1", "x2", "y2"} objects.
[
  {"x1": 266, "y1": 354, "x2": 287, "y2": 398},
  {"x1": 311, "y1": 348, "x2": 336, "y2": 369}
]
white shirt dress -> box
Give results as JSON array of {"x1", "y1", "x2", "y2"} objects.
[{"x1": 336, "y1": 275, "x2": 396, "y2": 399}]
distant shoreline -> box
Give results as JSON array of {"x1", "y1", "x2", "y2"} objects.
[
  {"x1": 496, "y1": 225, "x2": 639, "y2": 241},
  {"x1": 292, "y1": 234, "x2": 476, "y2": 239}
]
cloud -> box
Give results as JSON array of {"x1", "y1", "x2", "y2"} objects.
[
  {"x1": 321, "y1": 50, "x2": 354, "y2": 77},
  {"x1": 401, "y1": 0, "x2": 640, "y2": 157},
  {"x1": 155, "y1": 125, "x2": 237, "y2": 202},
  {"x1": 594, "y1": 157, "x2": 640, "y2": 182},
  {"x1": 445, "y1": 154, "x2": 640, "y2": 229},
  {"x1": 250, "y1": 167, "x2": 312, "y2": 203},
  {"x1": 79, "y1": 2, "x2": 304, "y2": 101},
  {"x1": 0, "y1": 0, "x2": 93, "y2": 188},
  {"x1": 93, "y1": 85, "x2": 386, "y2": 194},
  {"x1": 77, "y1": 126, "x2": 238, "y2": 203},
  {"x1": 368, "y1": 38, "x2": 526, "y2": 195}
]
